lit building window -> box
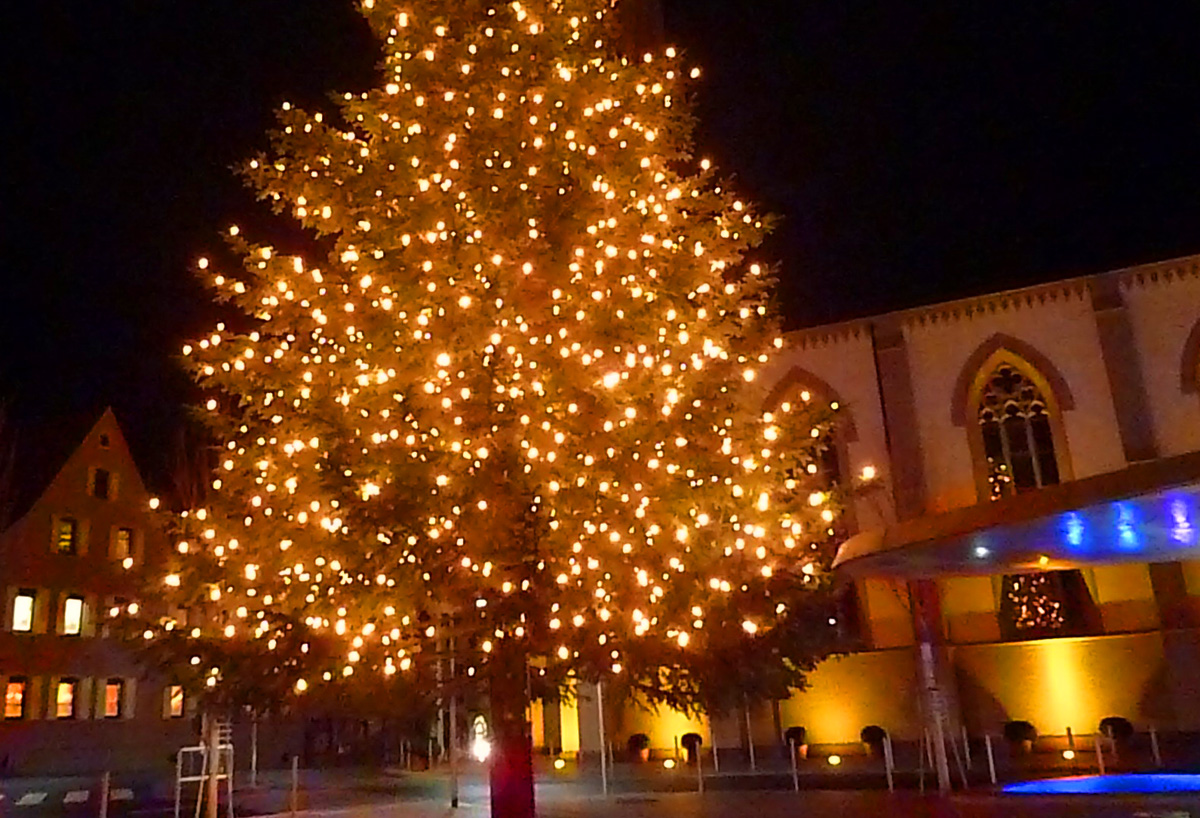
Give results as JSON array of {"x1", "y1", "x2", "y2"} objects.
[
  {"x1": 168, "y1": 685, "x2": 185, "y2": 718},
  {"x1": 56, "y1": 518, "x2": 79, "y2": 555},
  {"x1": 93, "y1": 468, "x2": 111, "y2": 499},
  {"x1": 5, "y1": 678, "x2": 27, "y2": 719},
  {"x1": 105, "y1": 679, "x2": 124, "y2": 718},
  {"x1": 56, "y1": 679, "x2": 77, "y2": 719},
  {"x1": 115, "y1": 527, "x2": 134, "y2": 560},
  {"x1": 63, "y1": 596, "x2": 84, "y2": 636},
  {"x1": 977, "y1": 364, "x2": 1060, "y2": 499},
  {"x1": 13, "y1": 591, "x2": 35, "y2": 632}
]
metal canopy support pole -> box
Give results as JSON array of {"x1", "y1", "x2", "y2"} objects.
[
  {"x1": 918, "y1": 642, "x2": 952, "y2": 793},
  {"x1": 597, "y1": 681, "x2": 609, "y2": 797}
]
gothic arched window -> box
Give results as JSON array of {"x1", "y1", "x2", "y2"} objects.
[
  {"x1": 977, "y1": 364, "x2": 1060, "y2": 500},
  {"x1": 974, "y1": 361, "x2": 1097, "y2": 639}
]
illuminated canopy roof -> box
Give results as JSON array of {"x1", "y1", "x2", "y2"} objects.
[{"x1": 834, "y1": 450, "x2": 1200, "y2": 578}]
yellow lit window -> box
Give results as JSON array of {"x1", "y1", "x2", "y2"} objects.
[
  {"x1": 168, "y1": 685, "x2": 185, "y2": 718},
  {"x1": 56, "y1": 518, "x2": 78, "y2": 554},
  {"x1": 56, "y1": 679, "x2": 76, "y2": 719},
  {"x1": 63, "y1": 596, "x2": 84, "y2": 635},
  {"x1": 115, "y1": 527, "x2": 133, "y2": 560},
  {"x1": 5, "y1": 679, "x2": 27, "y2": 719},
  {"x1": 13, "y1": 591, "x2": 35, "y2": 632},
  {"x1": 105, "y1": 679, "x2": 124, "y2": 718}
]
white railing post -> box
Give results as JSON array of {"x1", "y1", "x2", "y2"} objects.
[
  {"x1": 984, "y1": 734, "x2": 996, "y2": 785},
  {"x1": 98, "y1": 771, "x2": 110, "y2": 818},
  {"x1": 883, "y1": 735, "x2": 895, "y2": 793},
  {"x1": 1094, "y1": 734, "x2": 1106, "y2": 776},
  {"x1": 597, "y1": 681, "x2": 609, "y2": 797},
  {"x1": 789, "y1": 738, "x2": 799, "y2": 792},
  {"x1": 290, "y1": 755, "x2": 299, "y2": 818},
  {"x1": 1150, "y1": 726, "x2": 1162, "y2": 768}
]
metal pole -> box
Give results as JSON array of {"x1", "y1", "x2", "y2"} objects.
[
  {"x1": 251, "y1": 716, "x2": 258, "y2": 788},
  {"x1": 961, "y1": 725, "x2": 971, "y2": 769},
  {"x1": 1094, "y1": 734, "x2": 1106, "y2": 776},
  {"x1": 918, "y1": 730, "x2": 927, "y2": 795},
  {"x1": 174, "y1": 749, "x2": 183, "y2": 818},
  {"x1": 290, "y1": 755, "x2": 299, "y2": 817},
  {"x1": 948, "y1": 729, "x2": 969, "y2": 790},
  {"x1": 696, "y1": 739, "x2": 704, "y2": 793},
  {"x1": 449, "y1": 640, "x2": 459, "y2": 810},
  {"x1": 99, "y1": 771, "x2": 110, "y2": 818},
  {"x1": 984, "y1": 734, "x2": 996, "y2": 785},
  {"x1": 710, "y1": 720, "x2": 720, "y2": 773},
  {"x1": 918, "y1": 641, "x2": 952, "y2": 793},
  {"x1": 883, "y1": 736, "x2": 894, "y2": 793},
  {"x1": 206, "y1": 716, "x2": 220, "y2": 818},
  {"x1": 597, "y1": 681, "x2": 609, "y2": 797},
  {"x1": 744, "y1": 704, "x2": 756, "y2": 771},
  {"x1": 1150, "y1": 726, "x2": 1162, "y2": 768},
  {"x1": 789, "y1": 738, "x2": 799, "y2": 792}
]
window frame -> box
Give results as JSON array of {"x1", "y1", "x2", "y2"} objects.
[
  {"x1": 55, "y1": 516, "x2": 80, "y2": 555},
  {"x1": 12, "y1": 590, "x2": 36, "y2": 633},
  {"x1": 5, "y1": 677, "x2": 28, "y2": 719},
  {"x1": 104, "y1": 678, "x2": 125, "y2": 719},
  {"x1": 56, "y1": 677, "x2": 78, "y2": 719},
  {"x1": 113, "y1": 526, "x2": 134, "y2": 561},
  {"x1": 965, "y1": 354, "x2": 1074, "y2": 503},
  {"x1": 167, "y1": 684, "x2": 186, "y2": 719},
  {"x1": 92, "y1": 467, "x2": 112, "y2": 499},
  {"x1": 62, "y1": 594, "x2": 85, "y2": 636}
]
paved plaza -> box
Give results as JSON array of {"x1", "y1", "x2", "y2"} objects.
[{"x1": 248, "y1": 790, "x2": 1198, "y2": 818}]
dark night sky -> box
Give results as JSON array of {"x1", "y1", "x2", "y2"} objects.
[{"x1": 4, "y1": 1, "x2": 1200, "y2": 483}]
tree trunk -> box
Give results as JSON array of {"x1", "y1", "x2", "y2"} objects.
[{"x1": 489, "y1": 644, "x2": 535, "y2": 818}]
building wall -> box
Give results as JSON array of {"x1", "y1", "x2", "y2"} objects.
[
  {"x1": 583, "y1": 256, "x2": 1200, "y2": 753},
  {"x1": 0, "y1": 411, "x2": 205, "y2": 776},
  {"x1": 1122, "y1": 263, "x2": 1200, "y2": 457}
]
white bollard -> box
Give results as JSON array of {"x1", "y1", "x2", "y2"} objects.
[
  {"x1": 597, "y1": 682, "x2": 609, "y2": 798},
  {"x1": 1150, "y1": 726, "x2": 1162, "y2": 768},
  {"x1": 290, "y1": 755, "x2": 299, "y2": 818},
  {"x1": 99, "y1": 771, "x2": 110, "y2": 818},
  {"x1": 883, "y1": 735, "x2": 895, "y2": 793},
  {"x1": 984, "y1": 734, "x2": 996, "y2": 785},
  {"x1": 789, "y1": 738, "x2": 799, "y2": 792},
  {"x1": 1094, "y1": 734, "x2": 1106, "y2": 776}
]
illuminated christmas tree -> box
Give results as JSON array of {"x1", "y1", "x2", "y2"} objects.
[{"x1": 139, "y1": 1, "x2": 843, "y2": 813}]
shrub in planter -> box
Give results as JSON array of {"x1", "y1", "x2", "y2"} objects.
[
  {"x1": 1099, "y1": 717, "x2": 1134, "y2": 743},
  {"x1": 1003, "y1": 720, "x2": 1037, "y2": 754},
  {"x1": 627, "y1": 733, "x2": 651, "y2": 763},
  {"x1": 681, "y1": 732, "x2": 703, "y2": 763},
  {"x1": 783, "y1": 726, "x2": 808, "y2": 759},
  {"x1": 860, "y1": 725, "x2": 888, "y2": 756}
]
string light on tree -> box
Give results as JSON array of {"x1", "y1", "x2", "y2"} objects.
[{"x1": 131, "y1": 2, "x2": 845, "y2": 815}]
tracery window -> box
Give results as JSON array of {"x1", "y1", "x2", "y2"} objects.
[
  {"x1": 975, "y1": 361, "x2": 1095, "y2": 639},
  {"x1": 978, "y1": 364, "x2": 1059, "y2": 499}
]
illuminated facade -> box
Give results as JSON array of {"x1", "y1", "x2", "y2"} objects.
[{"x1": 544, "y1": 254, "x2": 1200, "y2": 758}]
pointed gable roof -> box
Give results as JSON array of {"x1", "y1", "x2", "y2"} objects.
[{"x1": 0, "y1": 407, "x2": 148, "y2": 533}]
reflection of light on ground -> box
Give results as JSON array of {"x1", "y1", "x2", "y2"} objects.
[{"x1": 1004, "y1": 773, "x2": 1200, "y2": 794}]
